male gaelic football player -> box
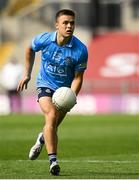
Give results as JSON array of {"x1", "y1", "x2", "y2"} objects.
[{"x1": 17, "y1": 9, "x2": 88, "y2": 175}]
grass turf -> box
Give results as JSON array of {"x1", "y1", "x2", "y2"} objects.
[{"x1": 0, "y1": 114, "x2": 139, "y2": 179}]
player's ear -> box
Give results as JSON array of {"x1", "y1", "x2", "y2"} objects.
[{"x1": 55, "y1": 22, "x2": 58, "y2": 30}]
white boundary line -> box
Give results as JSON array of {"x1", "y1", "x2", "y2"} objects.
[{"x1": 2, "y1": 159, "x2": 139, "y2": 164}]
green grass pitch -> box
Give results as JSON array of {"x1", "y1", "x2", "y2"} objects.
[{"x1": 0, "y1": 114, "x2": 139, "y2": 179}]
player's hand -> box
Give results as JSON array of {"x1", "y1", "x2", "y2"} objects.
[{"x1": 17, "y1": 75, "x2": 31, "y2": 92}]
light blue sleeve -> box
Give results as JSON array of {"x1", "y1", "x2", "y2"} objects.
[
  {"x1": 31, "y1": 32, "x2": 49, "y2": 52},
  {"x1": 75, "y1": 45, "x2": 88, "y2": 72}
]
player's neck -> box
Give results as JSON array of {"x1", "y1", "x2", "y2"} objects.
[{"x1": 56, "y1": 33, "x2": 72, "y2": 46}]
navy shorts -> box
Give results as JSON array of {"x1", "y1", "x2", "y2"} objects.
[{"x1": 37, "y1": 87, "x2": 55, "y2": 100}]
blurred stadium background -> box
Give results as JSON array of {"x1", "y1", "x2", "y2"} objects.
[
  {"x1": 0, "y1": 1, "x2": 139, "y2": 178},
  {"x1": 0, "y1": 0, "x2": 139, "y2": 115}
]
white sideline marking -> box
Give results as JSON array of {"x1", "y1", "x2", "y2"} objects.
[{"x1": 13, "y1": 160, "x2": 139, "y2": 164}]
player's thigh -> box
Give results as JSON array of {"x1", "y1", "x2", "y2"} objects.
[
  {"x1": 38, "y1": 96, "x2": 55, "y2": 114},
  {"x1": 39, "y1": 96, "x2": 66, "y2": 126}
]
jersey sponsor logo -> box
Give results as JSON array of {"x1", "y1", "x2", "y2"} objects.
[{"x1": 47, "y1": 64, "x2": 67, "y2": 76}]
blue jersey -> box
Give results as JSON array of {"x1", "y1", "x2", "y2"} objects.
[{"x1": 31, "y1": 31, "x2": 88, "y2": 91}]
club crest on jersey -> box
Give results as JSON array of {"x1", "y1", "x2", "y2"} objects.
[{"x1": 65, "y1": 57, "x2": 72, "y2": 66}]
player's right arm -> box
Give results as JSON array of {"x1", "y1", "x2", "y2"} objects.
[
  {"x1": 17, "y1": 32, "x2": 48, "y2": 92},
  {"x1": 17, "y1": 47, "x2": 35, "y2": 92}
]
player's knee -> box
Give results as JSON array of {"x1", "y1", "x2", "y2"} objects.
[
  {"x1": 45, "y1": 110, "x2": 58, "y2": 126},
  {"x1": 49, "y1": 108, "x2": 58, "y2": 119}
]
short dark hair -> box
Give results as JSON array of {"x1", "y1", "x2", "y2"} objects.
[{"x1": 55, "y1": 9, "x2": 75, "y2": 21}]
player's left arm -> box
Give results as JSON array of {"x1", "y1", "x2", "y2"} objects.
[
  {"x1": 71, "y1": 71, "x2": 84, "y2": 96},
  {"x1": 71, "y1": 44, "x2": 88, "y2": 95}
]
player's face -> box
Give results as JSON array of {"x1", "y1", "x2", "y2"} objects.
[{"x1": 55, "y1": 15, "x2": 75, "y2": 38}]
